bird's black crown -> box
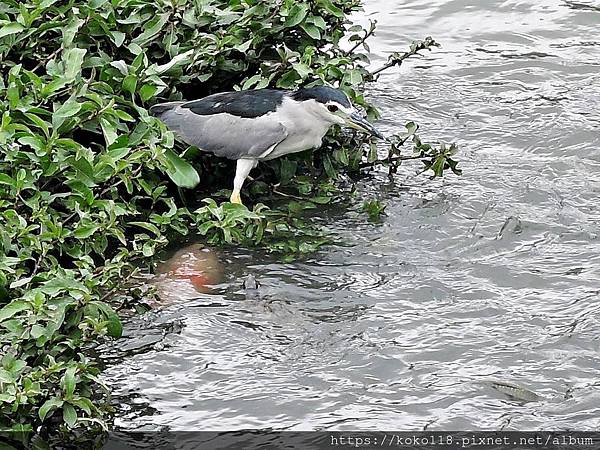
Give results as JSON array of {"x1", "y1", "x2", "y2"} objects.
[{"x1": 292, "y1": 86, "x2": 351, "y2": 108}]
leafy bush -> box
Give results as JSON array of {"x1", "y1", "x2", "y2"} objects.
[{"x1": 0, "y1": 0, "x2": 458, "y2": 445}]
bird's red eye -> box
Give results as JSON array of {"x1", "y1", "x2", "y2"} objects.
[{"x1": 327, "y1": 105, "x2": 339, "y2": 113}]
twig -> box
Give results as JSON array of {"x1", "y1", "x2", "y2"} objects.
[
  {"x1": 31, "y1": 47, "x2": 61, "y2": 73},
  {"x1": 99, "y1": 266, "x2": 141, "y2": 302},
  {"x1": 563, "y1": 0, "x2": 600, "y2": 12},
  {"x1": 26, "y1": 164, "x2": 145, "y2": 294},
  {"x1": 272, "y1": 186, "x2": 304, "y2": 200},
  {"x1": 47, "y1": 164, "x2": 143, "y2": 237},
  {"x1": 25, "y1": 248, "x2": 46, "y2": 290},
  {"x1": 32, "y1": 17, "x2": 90, "y2": 73},
  {"x1": 359, "y1": 154, "x2": 427, "y2": 169},
  {"x1": 39, "y1": 167, "x2": 68, "y2": 191},
  {"x1": 369, "y1": 37, "x2": 439, "y2": 78},
  {"x1": 343, "y1": 20, "x2": 377, "y2": 56}
]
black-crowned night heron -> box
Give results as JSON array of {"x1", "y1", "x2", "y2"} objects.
[{"x1": 150, "y1": 86, "x2": 384, "y2": 204}]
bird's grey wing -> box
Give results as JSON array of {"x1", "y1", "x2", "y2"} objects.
[{"x1": 155, "y1": 106, "x2": 287, "y2": 160}]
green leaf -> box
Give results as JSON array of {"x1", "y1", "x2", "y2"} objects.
[
  {"x1": 163, "y1": 148, "x2": 200, "y2": 189},
  {"x1": 30, "y1": 324, "x2": 46, "y2": 339},
  {"x1": 142, "y1": 241, "x2": 155, "y2": 257},
  {"x1": 63, "y1": 403, "x2": 77, "y2": 428},
  {"x1": 0, "y1": 23, "x2": 24, "y2": 39},
  {"x1": 62, "y1": 17, "x2": 85, "y2": 47},
  {"x1": 129, "y1": 221, "x2": 161, "y2": 236},
  {"x1": 39, "y1": 397, "x2": 64, "y2": 421},
  {"x1": 317, "y1": 0, "x2": 344, "y2": 17},
  {"x1": 242, "y1": 74, "x2": 263, "y2": 90},
  {"x1": 447, "y1": 156, "x2": 462, "y2": 176},
  {"x1": 41, "y1": 278, "x2": 88, "y2": 297},
  {"x1": 431, "y1": 155, "x2": 446, "y2": 177},
  {"x1": 122, "y1": 75, "x2": 137, "y2": 94},
  {"x1": 0, "y1": 369, "x2": 14, "y2": 383},
  {"x1": 41, "y1": 78, "x2": 68, "y2": 97},
  {"x1": 345, "y1": 69, "x2": 363, "y2": 85},
  {"x1": 73, "y1": 224, "x2": 100, "y2": 239},
  {"x1": 110, "y1": 31, "x2": 126, "y2": 47},
  {"x1": 70, "y1": 157, "x2": 96, "y2": 185},
  {"x1": 292, "y1": 62, "x2": 311, "y2": 79},
  {"x1": 100, "y1": 117, "x2": 118, "y2": 147},
  {"x1": 334, "y1": 148, "x2": 349, "y2": 165},
  {"x1": 114, "y1": 109, "x2": 134, "y2": 122},
  {"x1": 18, "y1": 135, "x2": 45, "y2": 152},
  {"x1": 52, "y1": 99, "x2": 82, "y2": 129},
  {"x1": 311, "y1": 196, "x2": 331, "y2": 204},
  {"x1": 405, "y1": 121, "x2": 418, "y2": 136},
  {"x1": 323, "y1": 153, "x2": 337, "y2": 179},
  {"x1": 133, "y1": 13, "x2": 170, "y2": 45},
  {"x1": 24, "y1": 112, "x2": 50, "y2": 139},
  {"x1": 280, "y1": 159, "x2": 298, "y2": 184},
  {"x1": 139, "y1": 84, "x2": 158, "y2": 101},
  {"x1": 63, "y1": 48, "x2": 87, "y2": 81},
  {"x1": 110, "y1": 60, "x2": 128, "y2": 75},
  {"x1": 0, "y1": 300, "x2": 31, "y2": 321},
  {"x1": 0, "y1": 174, "x2": 15, "y2": 187},
  {"x1": 92, "y1": 301, "x2": 122, "y2": 338},
  {"x1": 149, "y1": 49, "x2": 193, "y2": 75},
  {"x1": 70, "y1": 397, "x2": 93, "y2": 415},
  {"x1": 62, "y1": 367, "x2": 76, "y2": 399},
  {"x1": 301, "y1": 23, "x2": 321, "y2": 40},
  {"x1": 310, "y1": 16, "x2": 327, "y2": 30},
  {"x1": 367, "y1": 143, "x2": 378, "y2": 163},
  {"x1": 284, "y1": 4, "x2": 308, "y2": 28}
]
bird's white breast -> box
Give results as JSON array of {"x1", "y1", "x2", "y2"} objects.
[{"x1": 260, "y1": 97, "x2": 332, "y2": 160}]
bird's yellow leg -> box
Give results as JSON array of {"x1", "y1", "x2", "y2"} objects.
[
  {"x1": 230, "y1": 159, "x2": 257, "y2": 206},
  {"x1": 230, "y1": 190, "x2": 243, "y2": 205}
]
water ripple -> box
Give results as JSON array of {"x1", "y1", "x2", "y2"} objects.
[{"x1": 103, "y1": 0, "x2": 600, "y2": 432}]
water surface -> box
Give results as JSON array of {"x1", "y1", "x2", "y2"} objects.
[{"x1": 103, "y1": 0, "x2": 600, "y2": 431}]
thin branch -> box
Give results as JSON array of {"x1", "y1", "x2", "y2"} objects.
[
  {"x1": 99, "y1": 267, "x2": 141, "y2": 302},
  {"x1": 24, "y1": 164, "x2": 145, "y2": 289},
  {"x1": 359, "y1": 154, "x2": 427, "y2": 169},
  {"x1": 32, "y1": 17, "x2": 91, "y2": 74},
  {"x1": 369, "y1": 37, "x2": 439, "y2": 78},
  {"x1": 343, "y1": 20, "x2": 377, "y2": 56},
  {"x1": 31, "y1": 47, "x2": 61, "y2": 73},
  {"x1": 272, "y1": 186, "x2": 304, "y2": 200}
]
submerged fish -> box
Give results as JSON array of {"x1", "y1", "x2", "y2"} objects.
[
  {"x1": 156, "y1": 243, "x2": 223, "y2": 293},
  {"x1": 147, "y1": 244, "x2": 224, "y2": 308},
  {"x1": 485, "y1": 379, "x2": 542, "y2": 402}
]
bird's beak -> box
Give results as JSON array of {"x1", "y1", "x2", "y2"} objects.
[{"x1": 346, "y1": 113, "x2": 385, "y2": 139}]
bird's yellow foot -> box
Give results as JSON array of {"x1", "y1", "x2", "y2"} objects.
[{"x1": 230, "y1": 191, "x2": 243, "y2": 205}]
